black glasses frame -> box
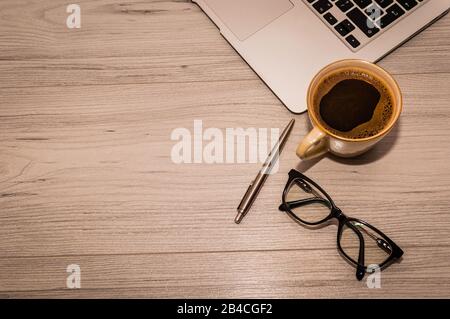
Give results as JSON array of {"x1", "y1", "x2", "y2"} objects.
[{"x1": 279, "y1": 169, "x2": 404, "y2": 281}]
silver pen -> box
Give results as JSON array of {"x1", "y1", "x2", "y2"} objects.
[{"x1": 235, "y1": 119, "x2": 295, "y2": 224}]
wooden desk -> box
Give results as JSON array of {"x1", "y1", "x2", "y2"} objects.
[{"x1": 1, "y1": 0, "x2": 449, "y2": 298}]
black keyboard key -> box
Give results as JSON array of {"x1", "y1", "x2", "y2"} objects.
[
  {"x1": 341, "y1": 19, "x2": 355, "y2": 32},
  {"x1": 354, "y1": 0, "x2": 372, "y2": 9},
  {"x1": 345, "y1": 35, "x2": 361, "y2": 48},
  {"x1": 397, "y1": 0, "x2": 418, "y2": 11},
  {"x1": 374, "y1": 0, "x2": 393, "y2": 8},
  {"x1": 335, "y1": 19, "x2": 355, "y2": 36},
  {"x1": 347, "y1": 7, "x2": 380, "y2": 37},
  {"x1": 324, "y1": 12, "x2": 338, "y2": 25},
  {"x1": 335, "y1": 24, "x2": 350, "y2": 36},
  {"x1": 313, "y1": 0, "x2": 333, "y2": 14},
  {"x1": 335, "y1": 0, "x2": 354, "y2": 12},
  {"x1": 386, "y1": 3, "x2": 406, "y2": 16},
  {"x1": 378, "y1": 3, "x2": 405, "y2": 28},
  {"x1": 365, "y1": 3, "x2": 384, "y2": 21}
]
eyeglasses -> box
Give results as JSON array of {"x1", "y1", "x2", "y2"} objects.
[{"x1": 279, "y1": 169, "x2": 404, "y2": 281}]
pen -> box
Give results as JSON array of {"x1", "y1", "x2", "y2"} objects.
[{"x1": 235, "y1": 119, "x2": 295, "y2": 224}]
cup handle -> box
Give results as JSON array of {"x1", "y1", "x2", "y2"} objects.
[{"x1": 296, "y1": 127, "x2": 328, "y2": 160}]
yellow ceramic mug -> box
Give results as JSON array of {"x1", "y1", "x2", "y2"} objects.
[{"x1": 297, "y1": 60, "x2": 402, "y2": 160}]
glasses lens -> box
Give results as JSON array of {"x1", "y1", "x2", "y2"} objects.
[
  {"x1": 340, "y1": 221, "x2": 392, "y2": 268},
  {"x1": 284, "y1": 178, "x2": 331, "y2": 224}
]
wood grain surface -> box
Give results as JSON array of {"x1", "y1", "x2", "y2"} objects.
[{"x1": 0, "y1": 0, "x2": 449, "y2": 298}]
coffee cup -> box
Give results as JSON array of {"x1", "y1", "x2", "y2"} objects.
[{"x1": 297, "y1": 59, "x2": 402, "y2": 160}]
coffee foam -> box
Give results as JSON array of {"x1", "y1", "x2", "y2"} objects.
[{"x1": 313, "y1": 68, "x2": 394, "y2": 139}]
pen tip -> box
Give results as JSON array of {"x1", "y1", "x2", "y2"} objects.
[{"x1": 234, "y1": 212, "x2": 243, "y2": 224}]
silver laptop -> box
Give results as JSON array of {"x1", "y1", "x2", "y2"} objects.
[{"x1": 192, "y1": 0, "x2": 450, "y2": 113}]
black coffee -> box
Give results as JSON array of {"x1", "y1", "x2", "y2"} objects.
[
  {"x1": 313, "y1": 69, "x2": 394, "y2": 139},
  {"x1": 320, "y1": 79, "x2": 380, "y2": 132}
]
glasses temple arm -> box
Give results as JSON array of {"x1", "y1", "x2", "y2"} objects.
[
  {"x1": 353, "y1": 223, "x2": 392, "y2": 255},
  {"x1": 347, "y1": 223, "x2": 366, "y2": 281}
]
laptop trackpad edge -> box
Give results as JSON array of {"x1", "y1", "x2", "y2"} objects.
[{"x1": 206, "y1": 0, "x2": 294, "y2": 41}]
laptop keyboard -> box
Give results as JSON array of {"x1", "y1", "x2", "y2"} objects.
[{"x1": 304, "y1": 0, "x2": 428, "y2": 51}]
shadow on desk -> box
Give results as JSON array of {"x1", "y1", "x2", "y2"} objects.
[{"x1": 295, "y1": 120, "x2": 401, "y2": 173}]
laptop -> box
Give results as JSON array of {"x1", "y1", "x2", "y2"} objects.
[{"x1": 192, "y1": 0, "x2": 450, "y2": 113}]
